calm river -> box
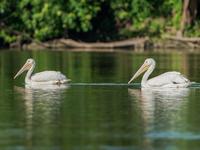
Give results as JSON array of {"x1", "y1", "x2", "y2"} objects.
[{"x1": 0, "y1": 49, "x2": 200, "y2": 150}]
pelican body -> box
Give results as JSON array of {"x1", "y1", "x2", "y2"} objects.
[
  {"x1": 14, "y1": 59, "x2": 70, "y2": 85},
  {"x1": 128, "y1": 58, "x2": 194, "y2": 88}
]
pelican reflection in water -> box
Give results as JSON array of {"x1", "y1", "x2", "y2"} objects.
[
  {"x1": 14, "y1": 58, "x2": 70, "y2": 85},
  {"x1": 128, "y1": 88, "x2": 191, "y2": 130},
  {"x1": 128, "y1": 58, "x2": 194, "y2": 88},
  {"x1": 14, "y1": 83, "x2": 69, "y2": 146},
  {"x1": 128, "y1": 88, "x2": 191, "y2": 114}
]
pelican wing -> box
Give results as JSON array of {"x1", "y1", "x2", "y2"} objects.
[
  {"x1": 147, "y1": 71, "x2": 191, "y2": 87},
  {"x1": 31, "y1": 71, "x2": 68, "y2": 82}
]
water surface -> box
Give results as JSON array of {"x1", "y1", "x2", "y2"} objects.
[{"x1": 0, "y1": 49, "x2": 200, "y2": 149}]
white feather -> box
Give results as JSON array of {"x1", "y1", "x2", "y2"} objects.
[
  {"x1": 31, "y1": 71, "x2": 68, "y2": 82},
  {"x1": 128, "y1": 58, "x2": 194, "y2": 88},
  {"x1": 14, "y1": 59, "x2": 70, "y2": 85},
  {"x1": 147, "y1": 71, "x2": 192, "y2": 88}
]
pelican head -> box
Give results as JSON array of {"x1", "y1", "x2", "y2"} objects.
[
  {"x1": 14, "y1": 59, "x2": 35, "y2": 79},
  {"x1": 128, "y1": 58, "x2": 155, "y2": 84}
]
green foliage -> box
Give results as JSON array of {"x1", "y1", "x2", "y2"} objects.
[
  {"x1": 171, "y1": 0, "x2": 182, "y2": 29},
  {"x1": 108, "y1": 0, "x2": 182, "y2": 38},
  {"x1": 184, "y1": 25, "x2": 200, "y2": 37},
  {"x1": 0, "y1": 30, "x2": 17, "y2": 43},
  {"x1": 109, "y1": 0, "x2": 151, "y2": 28},
  {"x1": 0, "y1": 0, "x2": 102, "y2": 41},
  {"x1": 0, "y1": 0, "x2": 200, "y2": 44}
]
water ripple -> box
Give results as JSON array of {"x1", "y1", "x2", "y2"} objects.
[
  {"x1": 67, "y1": 83, "x2": 140, "y2": 86},
  {"x1": 145, "y1": 130, "x2": 200, "y2": 140}
]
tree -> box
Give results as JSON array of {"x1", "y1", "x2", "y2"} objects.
[
  {"x1": 180, "y1": 0, "x2": 198, "y2": 37},
  {"x1": 0, "y1": 0, "x2": 101, "y2": 44},
  {"x1": 0, "y1": 0, "x2": 200, "y2": 48}
]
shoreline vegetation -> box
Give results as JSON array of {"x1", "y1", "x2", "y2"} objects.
[
  {"x1": 1, "y1": 0, "x2": 200, "y2": 50},
  {"x1": 19, "y1": 36, "x2": 200, "y2": 50}
]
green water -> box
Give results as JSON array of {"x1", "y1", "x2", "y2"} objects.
[{"x1": 0, "y1": 49, "x2": 200, "y2": 149}]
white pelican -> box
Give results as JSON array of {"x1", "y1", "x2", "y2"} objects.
[
  {"x1": 14, "y1": 58, "x2": 70, "y2": 85},
  {"x1": 128, "y1": 58, "x2": 194, "y2": 88}
]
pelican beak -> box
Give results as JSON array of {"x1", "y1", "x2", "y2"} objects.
[
  {"x1": 14, "y1": 62, "x2": 31, "y2": 79},
  {"x1": 128, "y1": 62, "x2": 150, "y2": 84}
]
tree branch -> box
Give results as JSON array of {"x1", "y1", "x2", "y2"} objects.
[
  {"x1": 0, "y1": 22, "x2": 49, "y2": 48},
  {"x1": 0, "y1": 12, "x2": 15, "y2": 23}
]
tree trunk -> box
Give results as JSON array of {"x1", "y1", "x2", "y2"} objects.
[{"x1": 180, "y1": 0, "x2": 198, "y2": 37}]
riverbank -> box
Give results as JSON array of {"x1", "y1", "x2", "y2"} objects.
[
  {"x1": 19, "y1": 36, "x2": 200, "y2": 50},
  {"x1": 2, "y1": 36, "x2": 200, "y2": 51}
]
